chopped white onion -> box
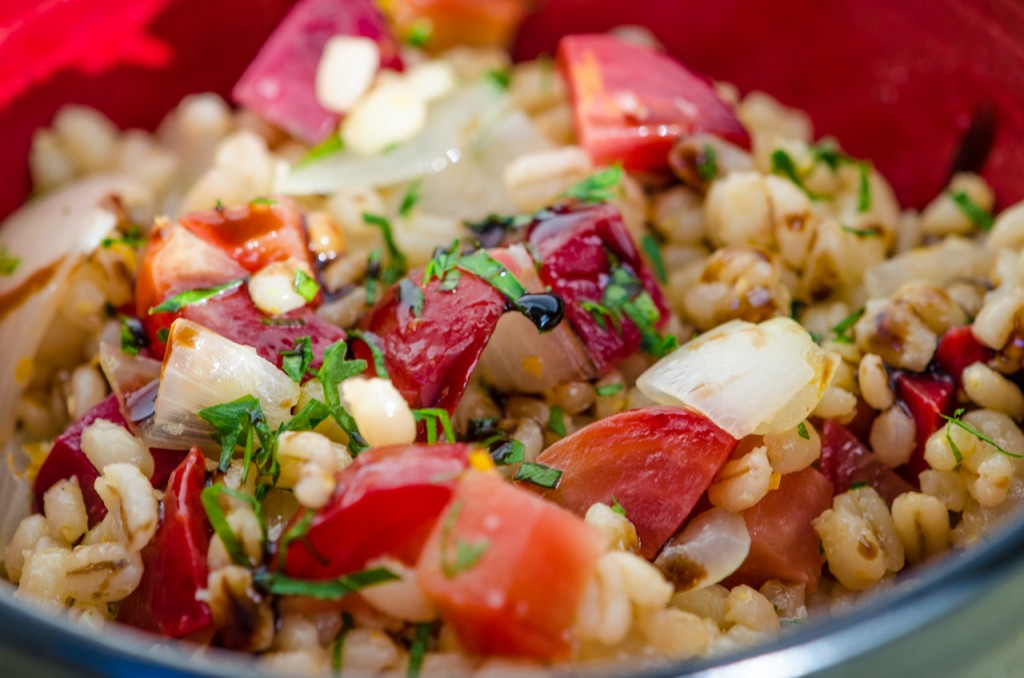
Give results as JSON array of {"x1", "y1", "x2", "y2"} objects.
[
  {"x1": 477, "y1": 246, "x2": 598, "y2": 392},
  {"x1": 141, "y1": 319, "x2": 299, "y2": 452},
  {"x1": 865, "y1": 237, "x2": 992, "y2": 299},
  {"x1": 653, "y1": 507, "x2": 751, "y2": 591},
  {"x1": 637, "y1": 317, "x2": 839, "y2": 439},
  {"x1": 278, "y1": 82, "x2": 510, "y2": 194},
  {"x1": 98, "y1": 342, "x2": 162, "y2": 421}
]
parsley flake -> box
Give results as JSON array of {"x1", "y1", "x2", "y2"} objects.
[
  {"x1": 198, "y1": 394, "x2": 274, "y2": 475},
  {"x1": 610, "y1": 495, "x2": 627, "y2": 517},
  {"x1": 280, "y1": 336, "x2": 313, "y2": 383},
  {"x1": 298, "y1": 133, "x2": 344, "y2": 168},
  {"x1": 596, "y1": 382, "x2": 624, "y2": 397},
  {"x1": 697, "y1": 144, "x2": 719, "y2": 181},
  {"x1": 849, "y1": 481, "x2": 868, "y2": 490},
  {"x1": 317, "y1": 339, "x2": 369, "y2": 455},
  {"x1": 347, "y1": 329, "x2": 389, "y2": 379},
  {"x1": 413, "y1": 408, "x2": 456, "y2": 444},
  {"x1": 399, "y1": 179, "x2": 423, "y2": 218},
  {"x1": 293, "y1": 269, "x2": 319, "y2": 302},
  {"x1": 942, "y1": 407, "x2": 1022, "y2": 460},
  {"x1": 407, "y1": 622, "x2": 432, "y2": 678},
  {"x1": 857, "y1": 163, "x2": 872, "y2": 213},
  {"x1": 797, "y1": 421, "x2": 810, "y2": 440},
  {"x1": 118, "y1": 315, "x2": 147, "y2": 356},
  {"x1": 830, "y1": 307, "x2": 865, "y2": 345},
  {"x1": 362, "y1": 212, "x2": 408, "y2": 285},
  {"x1": 641, "y1": 233, "x2": 668, "y2": 284},
  {"x1": 514, "y1": 461, "x2": 563, "y2": 489},
  {"x1": 250, "y1": 196, "x2": 277, "y2": 207},
  {"x1": 201, "y1": 484, "x2": 266, "y2": 567},
  {"x1": 332, "y1": 613, "x2": 353, "y2": 675},
  {"x1": 404, "y1": 19, "x2": 433, "y2": 48},
  {"x1": 770, "y1": 149, "x2": 827, "y2": 201},
  {"x1": 255, "y1": 567, "x2": 400, "y2": 599},
  {"x1": 398, "y1": 278, "x2": 425, "y2": 317},
  {"x1": 547, "y1": 406, "x2": 566, "y2": 437},
  {"x1": 560, "y1": 164, "x2": 624, "y2": 203},
  {"x1": 949, "y1": 190, "x2": 994, "y2": 231},
  {"x1": 840, "y1": 223, "x2": 880, "y2": 238},
  {"x1": 148, "y1": 278, "x2": 245, "y2": 314},
  {"x1": 485, "y1": 68, "x2": 512, "y2": 90}
]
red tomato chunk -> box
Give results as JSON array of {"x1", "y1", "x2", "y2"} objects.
[{"x1": 416, "y1": 471, "x2": 603, "y2": 660}]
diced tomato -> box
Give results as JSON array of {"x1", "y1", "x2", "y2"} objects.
[
  {"x1": 281, "y1": 444, "x2": 471, "y2": 579},
  {"x1": 557, "y1": 34, "x2": 750, "y2": 172},
  {"x1": 178, "y1": 200, "x2": 314, "y2": 275},
  {"x1": 232, "y1": 0, "x2": 402, "y2": 144},
  {"x1": 32, "y1": 394, "x2": 126, "y2": 526},
  {"x1": 893, "y1": 371, "x2": 956, "y2": 482},
  {"x1": 728, "y1": 467, "x2": 832, "y2": 592},
  {"x1": 416, "y1": 471, "x2": 603, "y2": 660},
  {"x1": 934, "y1": 325, "x2": 994, "y2": 386},
  {"x1": 385, "y1": 0, "x2": 532, "y2": 51},
  {"x1": 357, "y1": 270, "x2": 508, "y2": 413},
  {"x1": 119, "y1": 448, "x2": 213, "y2": 637},
  {"x1": 181, "y1": 288, "x2": 344, "y2": 372},
  {"x1": 819, "y1": 419, "x2": 914, "y2": 504},
  {"x1": 527, "y1": 202, "x2": 670, "y2": 374},
  {"x1": 530, "y1": 406, "x2": 736, "y2": 559}
]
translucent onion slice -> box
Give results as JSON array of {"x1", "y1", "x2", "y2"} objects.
[
  {"x1": 477, "y1": 245, "x2": 598, "y2": 393},
  {"x1": 865, "y1": 237, "x2": 991, "y2": 299},
  {"x1": 98, "y1": 343, "x2": 162, "y2": 407},
  {"x1": 637, "y1": 317, "x2": 839, "y2": 439},
  {"x1": 141, "y1": 319, "x2": 300, "y2": 452},
  {"x1": 653, "y1": 507, "x2": 751, "y2": 591},
  {"x1": 277, "y1": 83, "x2": 511, "y2": 194}
]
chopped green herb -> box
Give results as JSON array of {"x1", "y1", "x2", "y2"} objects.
[
  {"x1": 413, "y1": 408, "x2": 456, "y2": 444},
  {"x1": 293, "y1": 269, "x2": 319, "y2": 303},
  {"x1": 346, "y1": 329, "x2": 389, "y2": 379},
  {"x1": 797, "y1": 421, "x2": 810, "y2": 440},
  {"x1": 697, "y1": 144, "x2": 718, "y2": 181},
  {"x1": 0, "y1": 245, "x2": 20, "y2": 275},
  {"x1": 770, "y1": 149, "x2": 827, "y2": 201},
  {"x1": 514, "y1": 461, "x2": 563, "y2": 489},
  {"x1": 255, "y1": 567, "x2": 400, "y2": 599},
  {"x1": 547, "y1": 405, "x2": 566, "y2": 437},
  {"x1": 407, "y1": 622, "x2": 432, "y2": 678},
  {"x1": 101, "y1": 225, "x2": 146, "y2": 249},
  {"x1": 215, "y1": 199, "x2": 225, "y2": 210},
  {"x1": 839, "y1": 223, "x2": 880, "y2": 238},
  {"x1": 363, "y1": 212, "x2": 408, "y2": 286},
  {"x1": 849, "y1": 481, "x2": 868, "y2": 490},
  {"x1": 298, "y1": 133, "x2": 344, "y2": 168},
  {"x1": 809, "y1": 140, "x2": 850, "y2": 172},
  {"x1": 364, "y1": 249, "x2": 383, "y2": 305},
  {"x1": 580, "y1": 299, "x2": 620, "y2": 332},
  {"x1": 332, "y1": 613, "x2": 353, "y2": 676},
  {"x1": 596, "y1": 382, "x2": 624, "y2": 397},
  {"x1": 945, "y1": 423, "x2": 964, "y2": 466},
  {"x1": 942, "y1": 407, "x2": 1022, "y2": 459},
  {"x1": 317, "y1": 339, "x2": 369, "y2": 455},
  {"x1": 597, "y1": 263, "x2": 677, "y2": 358},
  {"x1": 857, "y1": 163, "x2": 872, "y2": 213},
  {"x1": 276, "y1": 510, "x2": 315, "y2": 570},
  {"x1": 404, "y1": 19, "x2": 433, "y2": 48},
  {"x1": 280, "y1": 336, "x2": 313, "y2": 383},
  {"x1": 399, "y1": 179, "x2": 423, "y2": 218},
  {"x1": 148, "y1": 278, "x2": 245, "y2": 314},
  {"x1": 118, "y1": 315, "x2": 147, "y2": 356},
  {"x1": 439, "y1": 502, "x2": 489, "y2": 579},
  {"x1": 156, "y1": 328, "x2": 169, "y2": 343},
  {"x1": 250, "y1": 196, "x2": 278, "y2": 207},
  {"x1": 422, "y1": 239, "x2": 461, "y2": 288},
  {"x1": 641, "y1": 233, "x2": 668, "y2": 284},
  {"x1": 610, "y1": 495, "x2": 627, "y2": 517},
  {"x1": 949, "y1": 190, "x2": 994, "y2": 231},
  {"x1": 398, "y1": 278, "x2": 425, "y2": 317},
  {"x1": 439, "y1": 269, "x2": 461, "y2": 291},
  {"x1": 830, "y1": 307, "x2": 865, "y2": 345},
  {"x1": 560, "y1": 164, "x2": 624, "y2": 203},
  {"x1": 198, "y1": 394, "x2": 277, "y2": 478},
  {"x1": 261, "y1": 317, "x2": 306, "y2": 328},
  {"x1": 456, "y1": 249, "x2": 529, "y2": 309},
  {"x1": 485, "y1": 68, "x2": 512, "y2": 90},
  {"x1": 490, "y1": 438, "x2": 525, "y2": 465},
  {"x1": 201, "y1": 484, "x2": 266, "y2": 567},
  {"x1": 284, "y1": 398, "x2": 332, "y2": 432}
]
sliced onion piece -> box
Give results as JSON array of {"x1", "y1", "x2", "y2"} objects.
[
  {"x1": 277, "y1": 82, "x2": 511, "y2": 194},
  {"x1": 637, "y1": 317, "x2": 839, "y2": 439},
  {"x1": 653, "y1": 507, "x2": 750, "y2": 591},
  {"x1": 98, "y1": 343, "x2": 162, "y2": 405},
  {"x1": 865, "y1": 237, "x2": 991, "y2": 299},
  {"x1": 477, "y1": 245, "x2": 598, "y2": 393},
  {"x1": 142, "y1": 319, "x2": 300, "y2": 452}
]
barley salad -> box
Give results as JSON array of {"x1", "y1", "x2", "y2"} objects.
[{"x1": 2, "y1": 0, "x2": 1023, "y2": 676}]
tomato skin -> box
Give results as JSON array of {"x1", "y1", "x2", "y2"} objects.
[
  {"x1": 819, "y1": 419, "x2": 913, "y2": 504},
  {"x1": 528, "y1": 202, "x2": 670, "y2": 375},
  {"x1": 557, "y1": 34, "x2": 750, "y2": 172},
  {"x1": 358, "y1": 271, "x2": 507, "y2": 412},
  {"x1": 416, "y1": 471, "x2": 603, "y2": 660},
  {"x1": 728, "y1": 467, "x2": 832, "y2": 592},
  {"x1": 119, "y1": 447, "x2": 213, "y2": 637},
  {"x1": 934, "y1": 325, "x2": 993, "y2": 386},
  {"x1": 281, "y1": 444, "x2": 471, "y2": 579},
  {"x1": 531, "y1": 406, "x2": 737, "y2": 559},
  {"x1": 893, "y1": 371, "x2": 956, "y2": 482},
  {"x1": 386, "y1": 0, "x2": 531, "y2": 51}
]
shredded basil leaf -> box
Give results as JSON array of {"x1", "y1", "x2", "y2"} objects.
[
  {"x1": 422, "y1": 239, "x2": 461, "y2": 288},
  {"x1": 942, "y1": 407, "x2": 1022, "y2": 459},
  {"x1": 101, "y1": 225, "x2": 146, "y2": 249},
  {"x1": 118, "y1": 315, "x2": 147, "y2": 356},
  {"x1": 364, "y1": 249, "x2": 383, "y2": 305},
  {"x1": 262, "y1": 317, "x2": 306, "y2": 328},
  {"x1": 949, "y1": 190, "x2": 994, "y2": 231},
  {"x1": 317, "y1": 339, "x2": 369, "y2": 455},
  {"x1": 697, "y1": 144, "x2": 719, "y2": 181},
  {"x1": 485, "y1": 68, "x2": 512, "y2": 90},
  {"x1": 299, "y1": 133, "x2": 344, "y2": 168},
  {"x1": 347, "y1": 329, "x2": 389, "y2": 379},
  {"x1": 250, "y1": 196, "x2": 277, "y2": 207},
  {"x1": 560, "y1": 164, "x2": 624, "y2": 203},
  {"x1": 293, "y1": 269, "x2": 319, "y2": 303},
  {"x1": 514, "y1": 461, "x2": 563, "y2": 489},
  {"x1": 285, "y1": 398, "x2": 332, "y2": 432},
  {"x1": 198, "y1": 394, "x2": 269, "y2": 474},
  {"x1": 255, "y1": 567, "x2": 400, "y2": 599},
  {"x1": 857, "y1": 163, "x2": 872, "y2": 213},
  {"x1": 797, "y1": 421, "x2": 810, "y2": 440},
  {"x1": 148, "y1": 277, "x2": 245, "y2": 314},
  {"x1": 580, "y1": 299, "x2": 620, "y2": 332},
  {"x1": 215, "y1": 199, "x2": 225, "y2": 210},
  {"x1": 404, "y1": 19, "x2": 433, "y2": 48},
  {"x1": 413, "y1": 408, "x2": 456, "y2": 444},
  {"x1": 770, "y1": 149, "x2": 827, "y2": 201},
  {"x1": 641, "y1": 233, "x2": 668, "y2": 284},
  {"x1": 156, "y1": 328, "x2": 169, "y2": 343},
  {"x1": 491, "y1": 438, "x2": 525, "y2": 466},
  {"x1": 547, "y1": 406, "x2": 566, "y2": 437},
  {"x1": 407, "y1": 622, "x2": 432, "y2": 678},
  {"x1": 439, "y1": 502, "x2": 489, "y2": 579},
  {"x1": 456, "y1": 249, "x2": 531, "y2": 311},
  {"x1": 400, "y1": 180, "x2": 422, "y2": 218},
  {"x1": 0, "y1": 244, "x2": 20, "y2": 275},
  {"x1": 830, "y1": 307, "x2": 865, "y2": 345},
  {"x1": 398, "y1": 278, "x2": 425, "y2": 317},
  {"x1": 596, "y1": 382, "x2": 624, "y2": 397},
  {"x1": 839, "y1": 223, "x2": 880, "y2": 238},
  {"x1": 280, "y1": 336, "x2": 313, "y2": 383},
  {"x1": 362, "y1": 212, "x2": 408, "y2": 285},
  {"x1": 276, "y1": 510, "x2": 315, "y2": 570},
  {"x1": 610, "y1": 495, "x2": 627, "y2": 517},
  {"x1": 332, "y1": 613, "x2": 353, "y2": 675},
  {"x1": 201, "y1": 484, "x2": 266, "y2": 567},
  {"x1": 849, "y1": 481, "x2": 868, "y2": 490}
]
